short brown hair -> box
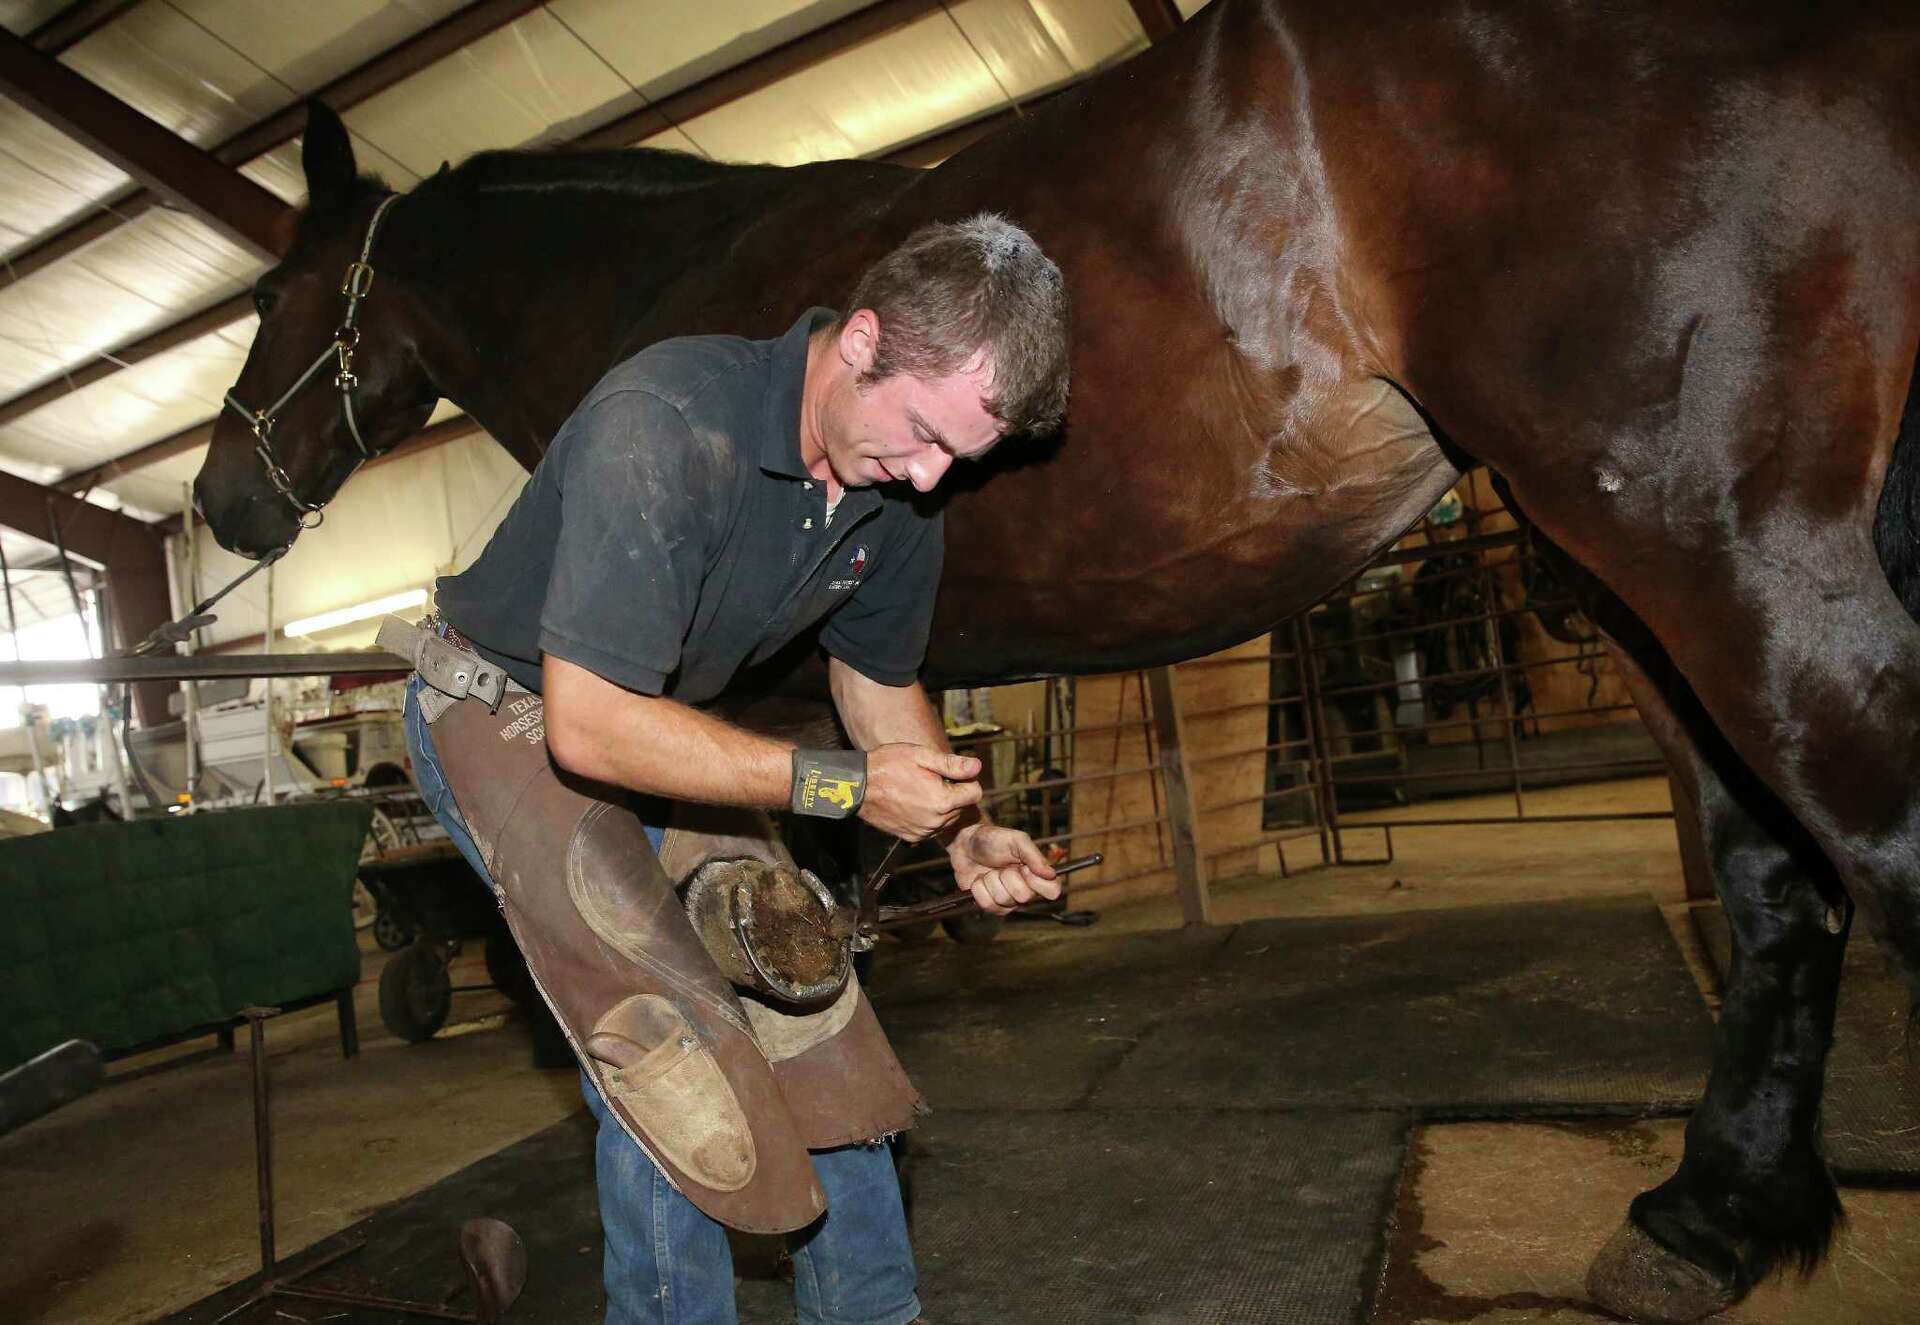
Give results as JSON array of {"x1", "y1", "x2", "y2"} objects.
[{"x1": 843, "y1": 214, "x2": 1069, "y2": 436}]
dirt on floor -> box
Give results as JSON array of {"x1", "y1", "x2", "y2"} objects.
[
  {"x1": 1374, "y1": 1119, "x2": 1920, "y2": 1325},
  {"x1": 2, "y1": 776, "x2": 1914, "y2": 1323}
]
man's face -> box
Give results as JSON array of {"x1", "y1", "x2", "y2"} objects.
[{"x1": 821, "y1": 320, "x2": 1006, "y2": 493}]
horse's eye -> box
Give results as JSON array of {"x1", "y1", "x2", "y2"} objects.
[{"x1": 253, "y1": 287, "x2": 277, "y2": 318}]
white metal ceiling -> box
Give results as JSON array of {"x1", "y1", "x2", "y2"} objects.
[{"x1": 0, "y1": 0, "x2": 1195, "y2": 627}]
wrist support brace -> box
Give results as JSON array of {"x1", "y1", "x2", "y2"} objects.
[{"x1": 790, "y1": 749, "x2": 867, "y2": 818}]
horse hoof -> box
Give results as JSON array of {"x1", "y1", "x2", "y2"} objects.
[{"x1": 1586, "y1": 1221, "x2": 1737, "y2": 1323}]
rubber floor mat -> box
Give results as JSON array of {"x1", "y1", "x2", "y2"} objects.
[
  {"x1": 1693, "y1": 904, "x2": 1920, "y2": 1182},
  {"x1": 164, "y1": 897, "x2": 1710, "y2": 1323},
  {"x1": 163, "y1": 1113, "x2": 606, "y2": 1324},
  {"x1": 165, "y1": 1108, "x2": 1407, "y2": 1325},
  {"x1": 871, "y1": 897, "x2": 1710, "y2": 1117},
  {"x1": 760, "y1": 1108, "x2": 1409, "y2": 1325}
]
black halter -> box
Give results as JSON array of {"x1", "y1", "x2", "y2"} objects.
[{"x1": 221, "y1": 193, "x2": 401, "y2": 529}]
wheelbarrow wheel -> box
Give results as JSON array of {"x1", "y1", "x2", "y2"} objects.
[
  {"x1": 380, "y1": 939, "x2": 452, "y2": 1042},
  {"x1": 484, "y1": 933, "x2": 535, "y2": 1007},
  {"x1": 372, "y1": 906, "x2": 414, "y2": 952},
  {"x1": 941, "y1": 912, "x2": 1004, "y2": 945}
]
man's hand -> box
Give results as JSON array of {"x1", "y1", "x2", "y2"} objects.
[
  {"x1": 948, "y1": 823, "x2": 1060, "y2": 914},
  {"x1": 860, "y1": 743, "x2": 982, "y2": 840}
]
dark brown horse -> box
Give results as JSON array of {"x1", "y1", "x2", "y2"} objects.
[{"x1": 194, "y1": 3, "x2": 1920, "y2": 1319}]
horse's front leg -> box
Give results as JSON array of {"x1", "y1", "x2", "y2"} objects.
[{"x1": 1585, "y1": 615, "x2": 1845, "y2": 1322}]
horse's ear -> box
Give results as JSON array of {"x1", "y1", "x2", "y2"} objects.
[{"x1": 302, "y1": 100, "x2": 357, "y2": 217}]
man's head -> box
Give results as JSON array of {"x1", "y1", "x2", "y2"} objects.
[{"x1": 806, "y1": 214, "x2": 1069, "y2": 493}]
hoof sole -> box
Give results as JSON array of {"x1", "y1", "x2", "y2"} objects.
[{"x1": 1586, "y1": 1221, "x2": 1737, "y2": 1324}]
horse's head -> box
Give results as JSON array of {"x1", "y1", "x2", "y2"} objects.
[{"x1": 194, "y1": 102, "x2": 438, "y2": 558}]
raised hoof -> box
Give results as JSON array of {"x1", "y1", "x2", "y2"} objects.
[{"x1": 1586, "y1": 1221, "x2": 1738, "y2": 1324}]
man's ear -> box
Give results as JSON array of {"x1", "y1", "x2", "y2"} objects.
[{"x1": 839, "y1": 309, "x2": 880, "y2": 376}]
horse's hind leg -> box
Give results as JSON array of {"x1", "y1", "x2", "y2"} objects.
[
  {"x1": 1485, "y1": 336, "x2": 1920, "y2": 1314},
  {"x1": 1512, "y1": 452, "x2": 1920, "y2": 994},
  {"x1": 1567, "y1": 591, "x2": 1847, "y2": 1322}
]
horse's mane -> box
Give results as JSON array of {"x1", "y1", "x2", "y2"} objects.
[{"x1": 412, "y1": 147, "x2": 780, "y2": 200}]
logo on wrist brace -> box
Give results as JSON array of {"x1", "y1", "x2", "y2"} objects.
[{"x1": 792, "y1": 750, "x2": 866, "y2": 819}]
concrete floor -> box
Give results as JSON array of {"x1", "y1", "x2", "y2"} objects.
[
  {"x1": 0, "y1": 942, "x2": 581, "y2": 1325},
  {"x1": 3, "y1": 776, "x2": 1915, "y2": 1323}
]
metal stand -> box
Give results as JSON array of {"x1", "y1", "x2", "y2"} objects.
[{"x1": 213, "y1": 1008, "x2": 523, "y2": 1323}]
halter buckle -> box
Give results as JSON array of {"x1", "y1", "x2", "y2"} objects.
[{"x1": 342, "y1": 262, "x2": 375, "y2": 299}]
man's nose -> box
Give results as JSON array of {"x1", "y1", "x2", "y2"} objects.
[{"x1": 907, "y1": 447, "x2": 953, "y2": 492}]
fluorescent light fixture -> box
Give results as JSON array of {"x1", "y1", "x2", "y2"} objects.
[{"x1": 283, "y1": 588, "x2": 427, "y2": 638}]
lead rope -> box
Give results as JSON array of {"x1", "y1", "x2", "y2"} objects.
[{"x1": 132, "y1": 543, "x2": 286, "y2": 657}]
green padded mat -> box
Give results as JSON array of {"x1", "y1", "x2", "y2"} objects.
[
  {"x1": 0, "y1": 802, "x2": 370, "y2": 1070},
  {"x1": 1691, "y1": 904, "x2": 1920, "y2": 1181}
]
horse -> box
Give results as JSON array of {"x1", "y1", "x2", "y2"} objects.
[{"x1": 192, "y1": 3, "x2": 1920, "y2": 1319}]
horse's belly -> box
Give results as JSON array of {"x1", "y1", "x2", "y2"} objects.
[{"x1": 928, "y1": 377, "x2": 1461, "y2": 684}]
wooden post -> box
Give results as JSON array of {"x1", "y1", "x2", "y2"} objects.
[
  {"x1": 1667, "y1": 773, "x2": 1716, "y2": 902},
  {"x1": 1146, "y1": 666, "x2": 1212, "y2": 926}
]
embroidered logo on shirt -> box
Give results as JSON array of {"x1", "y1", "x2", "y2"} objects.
[{"x1": 828, "y1": 545, "x2": 870, "y2": 592}]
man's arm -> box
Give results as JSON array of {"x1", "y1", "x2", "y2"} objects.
[
  {"x1": 544, "y1": 654, "x2": 979, "y2": 840},
  {"x1": 829, "y1": 658, "x2": 1059, "y2": 912},
  {"x1": 544, "y1": 654, "x2": 790, "y2": 805}
]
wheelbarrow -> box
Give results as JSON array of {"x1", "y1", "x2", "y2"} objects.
[{"x1": 357, "y1": 841, "x2": 534, "y2": 1042}]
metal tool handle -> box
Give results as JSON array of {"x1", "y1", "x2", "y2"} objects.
[{"x1": 874, "y1": 852, "x2": 1103, "y2": 928}]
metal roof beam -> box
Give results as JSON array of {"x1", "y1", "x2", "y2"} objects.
[
  {"x1": 0, "y1": 291, "x2": 253, "y2": 432},
  {"x1": 23, "y1": 0, "x2": 140, "y2": 53},
  {"x1": 573, "y1": 0, "x2": 946, "y2": 150},
  {"x1": 0, "y1": 465, "x2": 174, "y2": 719},
  {"x1": 0, "y1": 465, "x2": 157, "y2": 566},
  {"x1": 0, "y1": 0, "x2": 545, "y2": 288},
  {"x1": 56, "y1": 417, "x2": 216, "y2": 498},
  {"x1": 0, "y1": 2, "x2": 546, "y2": 434},
  {"x1": 215, "y1": 0, "x2": 545, "y2": 166},
  {"x1": 0, "y1": 27, "x2": 295, "y2": 260}
]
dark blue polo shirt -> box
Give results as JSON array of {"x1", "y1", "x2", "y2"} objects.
[{"x1": 435, "y1": 308, "x2": 943, "y2": 703}]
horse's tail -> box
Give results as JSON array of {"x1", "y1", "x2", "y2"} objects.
[{"x1": 1873, "y1": 347, "x2": 1920, "y2": 620}]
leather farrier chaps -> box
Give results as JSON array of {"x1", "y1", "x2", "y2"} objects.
[{"x1": 399, "y1": 621, "x2": 922, "y2": 1233}]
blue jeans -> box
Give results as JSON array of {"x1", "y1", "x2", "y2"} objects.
[{"x1": 403, "y1": 677, "x2": 921, "y2": 1325}]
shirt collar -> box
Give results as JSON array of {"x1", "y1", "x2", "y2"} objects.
[{"x1": 761, "y1": 306, "x2": 838, "y2": 479}]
